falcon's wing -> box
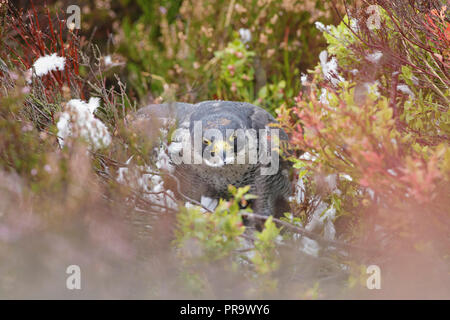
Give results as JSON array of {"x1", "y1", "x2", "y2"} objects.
[
  {"x1": 130, "y1": 102, "x2": 196, "y2": 141},
  {"x1": 134, "y1": 102, "x2": 195, "y2": 124},
  {"x1": 244, "y1": 103, "x2": 289, "y2": 142}
]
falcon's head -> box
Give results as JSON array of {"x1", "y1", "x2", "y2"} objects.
[
  {"x1": 189, "y1": 105, "x2": 256, "y2": 168},
  {"x1": 166, "y1": 101, "x2": 279, "y2": 171},
  {"x1": 189, "y1": 110, "x2": 249, "y2": 168}
]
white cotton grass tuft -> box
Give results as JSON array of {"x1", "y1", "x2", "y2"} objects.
[
  {"x1": 201, "y1": 196, "x2": 218, "y2": 212},
  {"x1": 115, "y1": 131, "x2": 181, "y2": 211},
  {"x1": 314, "y1": 21, "x2": 332, "y2": 34},
  {"x1": 299, "y1": 152, "x2": 318, "y2": 162},
  {"x1": 340, "y1": 173, "x2": 353, "y2": 182},
  {"x1": 31, "y1": 53, "x2": 66, "y2": 77},
  {"x1": 319, "y1": 88, "x2": 331, "y2": 106},
  {"x1": 363, "y1": 81, "x2": 381, "y2": 97},
  {"x1": 57, "y1": 97, "x2": 111, "y2": 150},
  {"x1": 102, "y1": 55, "x2": 125, "y2": 68},
  {"x1": 300, "y1": 237, "x2": 321, "y2": 257},
  {"x1": 104, "y1": 55, "x2": 113, "y2": 67},
  {"x1": 319, "y1": 50, "x2": 344, "y2": 87},
  {"x1": 300, "y1": 73, "x2": 308, "y2": 86},
  {"x1": 239, "y1": 28, "x2": 252, "y2": 43},
  {"x1": 397, "y1": 84, "x2": 415, "y2": 98},
  {"x1": 298, "y1": 203, "x2": 337, "y2": 257},
  {"x1": 156, "y1": 145, "x2": 175, "y2": 173},
  {"x1": 291, "y1": 177, "x2": 305, "y2": 204},
  {"x1": 116, "y1": 157, "x2": 178, "y2": 210},
  {"x1": 350, "y1": 18, "x2": 359, "y2": 33},
  {"x1": 366, "y1": 51, "x2": 383, "y2": 64}
]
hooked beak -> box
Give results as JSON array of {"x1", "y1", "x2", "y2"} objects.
[
  {"x1": 212, "y1": 140, "x2": 232, "y2": 154},
  {"x1": 205, "y1": 140, "x2": 234, "y2": 167}
]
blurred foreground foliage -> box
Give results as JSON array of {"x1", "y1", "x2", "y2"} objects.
[
  {"x1": 279, "y1": 0, "x2": 449, "y2": 276},
  {"x1": 0, "y1": 0, "x2": 449, "y2": 298}
]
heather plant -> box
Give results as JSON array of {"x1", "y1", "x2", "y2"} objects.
[
  {"x1": 214, "y1": 37, "x2": 256, "y2": 101},
  {"x1": 279, "y1": 0, "x2": 450, "y2": 288},
  {"x1": 175, "y1": 186, "x2": 249, "y2": 263}
]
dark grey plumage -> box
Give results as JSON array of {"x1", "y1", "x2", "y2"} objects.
[{"x1": 134, "y1": 100, "x2": 292, "y2": 218}]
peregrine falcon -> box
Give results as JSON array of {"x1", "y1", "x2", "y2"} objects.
[{"x1": 133, "y1": 100, "x2": 292, "y2": 219}]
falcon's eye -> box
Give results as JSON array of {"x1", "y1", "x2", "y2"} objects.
[{"x1": 203, "y1": 138, "x2": 211, "y2": 145}]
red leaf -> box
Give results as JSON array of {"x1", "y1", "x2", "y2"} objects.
[{"x1": 445, "y1": 23, "x2": 450, "y2": 41}]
